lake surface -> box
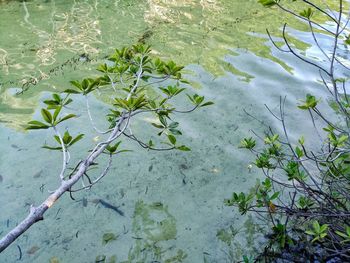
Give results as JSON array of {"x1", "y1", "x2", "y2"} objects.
[{"x1": 0, "y1": 0, "x2": 336, "y2": 262}]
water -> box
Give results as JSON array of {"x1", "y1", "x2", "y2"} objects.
[{"x1": 0, "y1": 0, "x2": 341, "y2": 262}]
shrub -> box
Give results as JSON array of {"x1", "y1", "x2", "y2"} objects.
[{"x1": 227, "y1": 1, "x2": 350, "y2": 261}]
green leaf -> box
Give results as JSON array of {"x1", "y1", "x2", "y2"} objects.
[
  {"x1": 96, "y1": 63, "x2": 108, "y2": 73},
  {"x1": 168, "y1": 134, "x2": 177, "y2": 145},
  {"x1": 313, "y1": 221, "x2": 321, "y2": 232},
  {"x1": 53, "y1": 106, "x2": 62, "y2": 122},
  {"x1": 27, "y1": 120, "x2": 48, "y2": 126},
  {"x1": 64, "y1": 89, "x2": 81, "y2": 94},
  {"x1": 298, "y1": 94, "x2": 319, "y2": 110},
  {"x1": 169, "y1": 128, "x2": 182, "y2": 135},
  {"x1": 336, "y1": 231, "x2": 348, "y2": 238},
  {"x1": 298, "y1": 136, "x2": 305, "y2": 145},
  {"x1": 177, "y1": 145, "x2": 191, "y2": 151},
  {"x1": 52, "y1": 93, "x2": 60, "y2": 102},
  {"x1": 338, "y1": 135, "x2": 348, "y2": 145},
  {"x1": 26, "y1": 123, "x2": 50, "y2": 130},
  {"x1": 345, "y1": 34, "x2": 350, "y2": 45},
  {"x1": 347, "y1": 226, "x2": 350, "y2": 236},
  {"x1": 311, "y1": 237, "x2": 319, "y2": 243},
  {"x1": 320, "y1": 224, "x2": 328, "y2": 232},
  {"x1": 106, "y1": 145, "x2": 117, "y2": 153},
  {"x1": 43, "y1": 100, "x2": 58, "y2": 106},
  {"x1": 42, "y1": 145, "x2": 63, "y2": 151},
  {"x1": 195, "y1": 95, "x2": 204, "y2": 105},
  {"x1": 69, "y1": 134, "x2": 84, "y2": 146},
  {"x1": 320, "y1": 233, "x2": 327, "y2": 238},
  {"x1": 159, "y1": 115, "x2": 167, "y2": 127},
  {"x1": 295, "y1": 146, "x2": 304, "y2": 158},
  {"x1": 62, "y1": 130, "x2": 72, "y2": 144},
  {"x1": 41, "y1": 109, "x2": 53, "y2": 124},
  {"x1": 70, "y1": 80, "x2": 82, "y2": 89},
  {"x1": 168, "y1": 122, "x2": 179, "y2": 129},
  {"x1": 56, "y1": 114, "x2": 77, "y2": 124},
  {"x1": 151, "y1": 123, "x2": 164, "y2": 129},
  {"x1": 270, "y1": 191, "x2": 280, "y2": 200},
  {"x1": 53, "y1": 135, "x2": 61, "y2": 145},
  {"x1": 300, "y1": 8, "x2": 313, "y2": 19},
  {"x1": 305, "y1": 230, "x2": 316, "y2": 236},
  {"x1": 200, "y1": 101, "x2": 214, "y2": 107},
  {"x1": 258, "y1": 0, "x2": 277, "y2": 7},
  {"x1": 240, "y1": 137, "x2": 256, "y2": 149}
]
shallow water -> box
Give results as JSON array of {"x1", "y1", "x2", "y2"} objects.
[{"x1": 0, "y1": 0, "x2": 342, "y2": 262}]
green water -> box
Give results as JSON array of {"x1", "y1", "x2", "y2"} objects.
[{"x1": 0, "y1": 0, "x2": 337, "y2": 262}]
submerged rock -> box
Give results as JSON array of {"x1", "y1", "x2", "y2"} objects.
[
  {"x1": 95, "y1": 255, "x2": 106, "y2": 262},
  {"x1": 49, "y1": 257, "x2": 60, "y2": 263},
  {"x1": 33, "y1": 170, "x2": 43, "y2": 178},
  {"x1": 27, "y1": 245, "x2": 39, "y2": 255}
]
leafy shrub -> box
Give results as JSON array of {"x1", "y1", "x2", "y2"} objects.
[{"x1": 227, "y1": 1, "x2": 350, "y2": 261}]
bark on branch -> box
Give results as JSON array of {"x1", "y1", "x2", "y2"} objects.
[{"x1": 0, "y1": 113, "x2": 126, "y2": 252}]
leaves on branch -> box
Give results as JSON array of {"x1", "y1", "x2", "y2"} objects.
[
  {"x1": 258, "y1": 0, "x2": 278, "y2": 7},
  {"x1": 43, "y1": 131, "x2": 84, "y2": 151}
]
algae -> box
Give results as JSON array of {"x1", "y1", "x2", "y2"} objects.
[{"x1": 121, "y1": 200, "x2": 185, "y2": 262}]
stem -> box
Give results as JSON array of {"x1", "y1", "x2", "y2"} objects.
[{"x1": 53, "y1": 126, "x2": 68, "y2": 181}]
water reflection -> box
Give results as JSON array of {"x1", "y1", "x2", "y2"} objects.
[
  {"x1": 0, "y1": 0, "x2": 300, "y2": 129},
  {"x1": 22, "y1": 0, "x2": 101, "y2": 65}
]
